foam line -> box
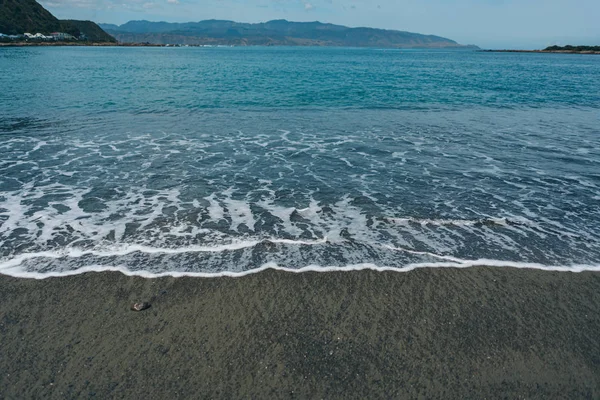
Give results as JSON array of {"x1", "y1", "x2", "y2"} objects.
[
  {"x1": 2, "y1": 260, "x2": 600, "y2": 280},
  {"x1": 0, "y1": 238, "x2": 331, "y2": 269},
  {"x1": 381, "y1": 244, "x2": 464, "y2": 262}
]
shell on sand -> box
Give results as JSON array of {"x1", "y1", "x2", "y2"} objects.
[{"x1": 130, "y1": 302, "x2": 151, "y2": 312}]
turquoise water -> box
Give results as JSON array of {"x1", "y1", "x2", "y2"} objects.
[{"x1": 1, "y1": 47, "x2": 599, "y2": 276}]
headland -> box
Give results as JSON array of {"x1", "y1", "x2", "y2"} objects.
[{"x1": 483, "y1": 45, "x2": 600, "y2": 54}]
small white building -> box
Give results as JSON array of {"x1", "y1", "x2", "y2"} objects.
[
  {"x1": 50, "y1": 32, "x2": 75, "y2": 41},
  {"x1": 24, "y1": 33, "x2": 52, "y2": 40}
]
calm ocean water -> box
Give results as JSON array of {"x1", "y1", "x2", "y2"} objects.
[{"x1": 1, "y1": 47, "x2": 599, "y2": 276}]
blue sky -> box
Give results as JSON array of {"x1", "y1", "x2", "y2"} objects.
[{"x1": 40, "y1": 0, "x2": 600, "y2": 49}]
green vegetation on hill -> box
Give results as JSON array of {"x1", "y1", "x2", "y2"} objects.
[
  {"x1": 63, "y1": 20, "x2": 115, "y2": 42},
  {"x1": 0, "y1": 0, "x2": 115, "y2": 42},
  {"x1": 0, "y1": 0, "x2": 60, "y2": 34},
  {"x1": 544, "y1": 45, "x2": 600, "y2": 52},
  {"x1": 101, "y1": 19, "x2": 473, "y2": 48}
]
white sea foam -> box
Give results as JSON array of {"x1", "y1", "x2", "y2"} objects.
[
  {"x1": 223, "y1": 197, "x2": 256, "y2": 232},
  {"x1": 2, "y1": 179, "x2": 598, "y2": 269},
  {"x1": 2, "y1": 113, "x2": 600, "y2": 280},
  {"x1": 204, "y1": 194, "x2": 225, "y2": 222},
  {"x1": 256, "y1": 196, "x2": 302, "y2": 236},
  {"x1": 2, "y1": 258, "x2": 600, "y2": 280},
  {"x1": 387, "y1": 217, "x2": 510, "y2": 227}
]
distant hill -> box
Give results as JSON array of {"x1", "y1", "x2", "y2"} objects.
[
  {"x1": 63, "y1": 20, "x2": 116, "y2": 42},
  {"x1": 0, "y1": 0, "x2": 61, "y2": 34},
  {"x1": 101, "y1": 19, "x2": 474, "y2": 48},
  {"x1": 0, "y1": 0, "x2": 115, "y2": 42},
  {"x1": 544, "y1": 45, "x2": 600, "y2": 53}
]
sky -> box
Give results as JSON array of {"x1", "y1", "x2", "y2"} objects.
[{"x1": 40, "y1": 0, "x2": 600, "y2": 49}]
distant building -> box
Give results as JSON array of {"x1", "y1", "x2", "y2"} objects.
[
  {"x1": 0, "y1": 34, "x2": 17, "y2": 39},
  {"x1": 23, "y1": 33, "x2": 53, "y2": 40},
  {"x1": 50, "y1": 32, "x2": 75, "y2": 41}
]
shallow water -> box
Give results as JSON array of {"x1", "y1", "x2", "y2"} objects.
[{"x1": 1, "y1": 47, "x2": 599, "y2": 276}]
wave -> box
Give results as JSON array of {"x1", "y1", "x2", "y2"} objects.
[
  {"x1": 384, "y1": 217, "x2": 522, "y2": 227},
  {"x1": 1, "y1": 242, "x2": 599, "y2": 279},
  {"x1": 2, "y1": 109, "x2": 600, "y2": 278},
  {"x1": 2, "y1": 260, "x2": 600, "y2": 280},
  {"x1": 0, "y1": 237, "x2": 328, "y2": 268}
]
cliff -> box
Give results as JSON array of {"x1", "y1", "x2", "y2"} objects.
[{"x1": 0, "y1": 0, "x2": 115, "y2": 42}]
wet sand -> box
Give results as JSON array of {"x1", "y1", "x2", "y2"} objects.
[{"x1": 1, "y1": 267, "x2": 599, "y2": 399}]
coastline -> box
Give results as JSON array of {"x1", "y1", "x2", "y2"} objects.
[
  {"x1": 481, "y1": 49, "x2": 600, "y2": 55},
  {"x1": 0, "y1": 42, "x2": 478, "y2": 49},
  {"x1": 3, "y1": 43, "x2": 597, "y2": 53},
  {"x1": 0, "y1": 42, "x2": 163, "y2": 47},
  {"x1": 1, "y1": 267, "x2": 599, "y2": 398}
]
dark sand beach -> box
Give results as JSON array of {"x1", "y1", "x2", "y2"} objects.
[{"x1": 1, "y1": 267, "x2": 599, "y2": 399}]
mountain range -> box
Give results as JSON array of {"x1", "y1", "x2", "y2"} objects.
[
  {"x1": 0, "y1": 0, "x2": 473, "y2": 48},
  {"x1": 101, "y1": 20, "x2": 474, "y2": 48},
  {"x1": 0, "y1": 0, "x2": 115, "y2": 42}
]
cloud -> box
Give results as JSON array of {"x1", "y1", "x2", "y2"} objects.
[
  {"x1": 40, "y1": 0, "x2": 102, "y2": 8},
  {"x1": 40, "y1": 0, "x2": 162, "y2": 11},
  {"x1": 304, "y1": 2, "x2": 314, "y2": 11},
  {"x1": 167, "y1": 0, "x2": 180, "y2": 4}
]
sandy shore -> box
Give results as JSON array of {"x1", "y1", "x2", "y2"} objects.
[{"x1": 1, "y1": 267, "x2": 599, "y2": 398}]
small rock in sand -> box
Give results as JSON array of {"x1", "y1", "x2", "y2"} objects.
[{"x1": 131, "y1": 302, "x2": 151, "y2": 312}]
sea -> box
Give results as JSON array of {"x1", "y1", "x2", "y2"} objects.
[{"x1": 1, "y1": 46, "x2": 599, "y2": 278}]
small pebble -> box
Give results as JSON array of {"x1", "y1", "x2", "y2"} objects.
[{"x1": 131, "y1": 302, "x2": 151, "y2": 311}]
